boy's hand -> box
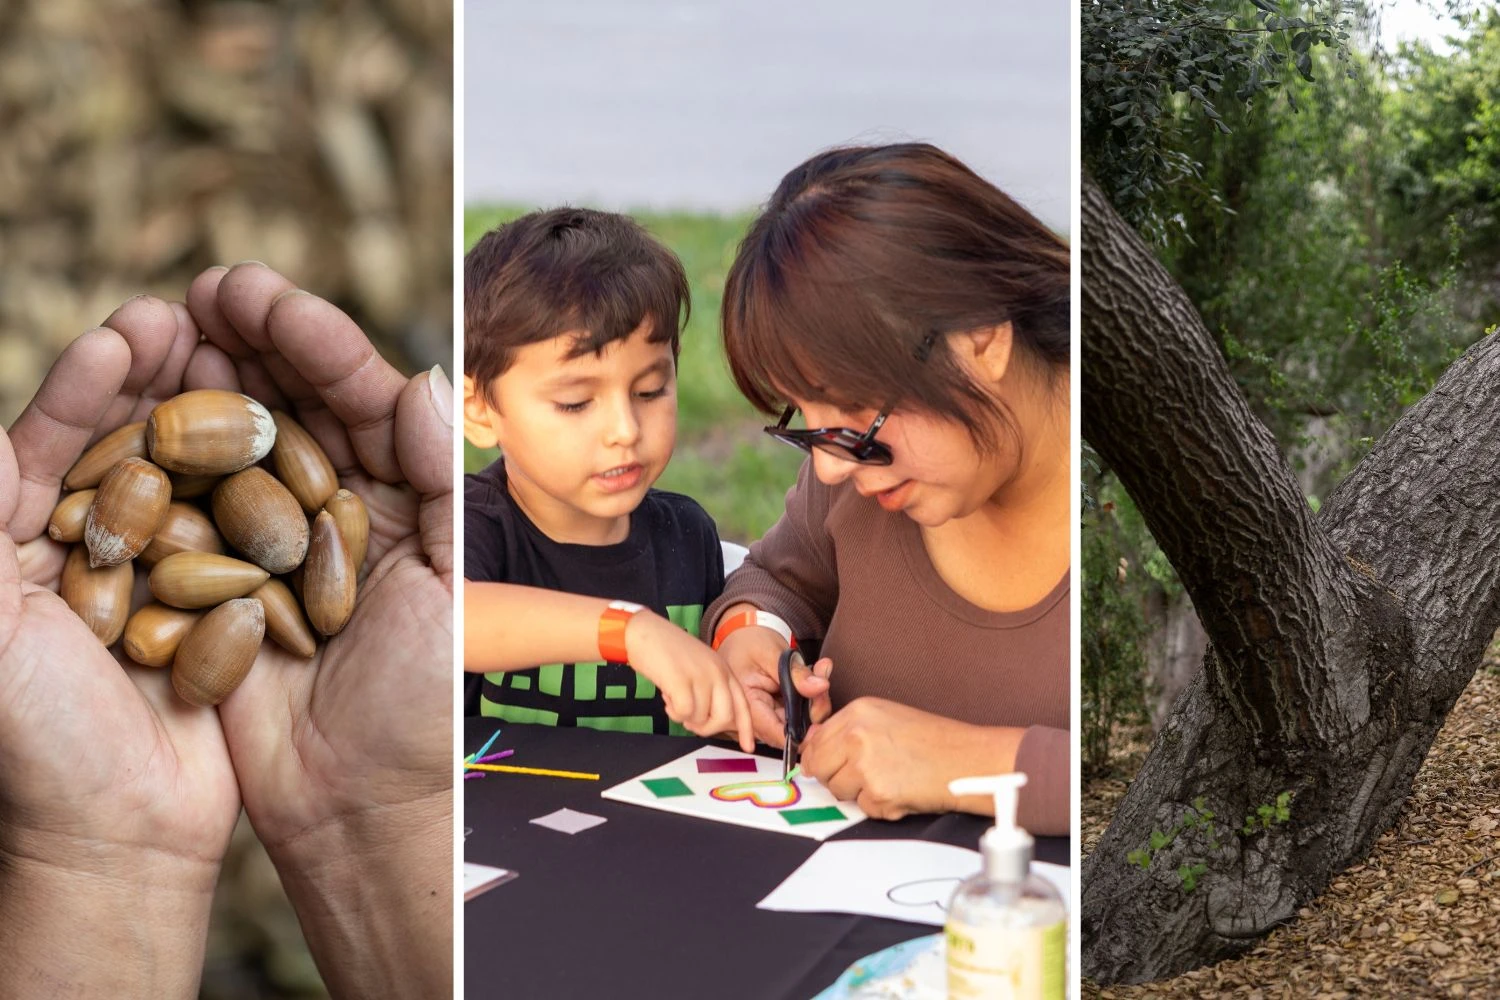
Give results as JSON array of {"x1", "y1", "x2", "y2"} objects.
[
  {"x1": 715, "y1": 623, "x2": 833, "y2": 747},
  {"x1": 625, "y1": 611, "x2": 756, "y2": 752},
  {"x1": 0, "y1": 298, "x2": 242, "y2": 997}
]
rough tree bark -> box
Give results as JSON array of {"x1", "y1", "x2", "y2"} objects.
[{"x1": 1080, "y1": 172, "x2": 1500, "y2": 983}]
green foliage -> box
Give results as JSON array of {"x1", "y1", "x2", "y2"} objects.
[
  {"x1": 1082, "y1": 0, "x2": 1354, "y2": 244},
  {"x1": 1082, "y1": 492, "x2": 1153, "y2": 775},
  {"x1": 1129, "y1": 793, "x2": 1294, "y2": 892},
  {"x1": 1242, "y1": 790, "x2": 1294, "y2": 834},
  {"x1": 462, "y1": 205, "x2": 800, "y2": 543},
  {"x1": 1387, "y1": 9, "x2": 1500, "y2": 272},
  {"x1": 1082, "y1": 7, "x2": 1499, "y2": 685}
]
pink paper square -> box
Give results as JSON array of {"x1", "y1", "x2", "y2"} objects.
[{"x1": 697, "y1": 757, "x2": 760, "y2": 774}]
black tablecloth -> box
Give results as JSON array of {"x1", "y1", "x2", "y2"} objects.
[{"x1": 464, "y1": 721, "x2": 1069, "y2": 1000}]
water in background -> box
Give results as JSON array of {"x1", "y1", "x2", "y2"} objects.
[{"x1": 465, "y1": 0, "x2": 1070, "y2": 230}]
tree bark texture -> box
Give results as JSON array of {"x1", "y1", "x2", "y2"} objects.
[{"x1": 1080, "y1": 172, "x2": 1500, "y2": 983}]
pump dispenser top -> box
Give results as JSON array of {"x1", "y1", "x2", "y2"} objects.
[{"x1": 949, "y1": 773, "x2": 1032, "y2": 882}]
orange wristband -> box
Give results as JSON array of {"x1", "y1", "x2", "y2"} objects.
[
  {"x1": 598, "y1": 600, "x2": 644, "y2": 664},
  {"x1": 711, "y1": 609, "x2": 797, "y2": 651}
]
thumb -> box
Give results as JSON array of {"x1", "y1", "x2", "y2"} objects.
[
  {"x1": 394, "y1": 366, "x2": 454, "y2": 581},
  {"x1": 793, "y1": 657, "x2": 833, "y2": 697}
]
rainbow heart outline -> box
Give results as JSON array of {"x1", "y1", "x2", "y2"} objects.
[{"x1": 709, "y1": 777, "x2": 803, "y2": 809}]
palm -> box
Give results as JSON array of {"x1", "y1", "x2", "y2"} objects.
[
  {"x1": 0, "y1": 300, "x2": 242, "y2": 864},
  {"x1": 0, "y1": 569, "x2": 238, "y2": 849}
]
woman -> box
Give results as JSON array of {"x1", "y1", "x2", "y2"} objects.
[{"x1": 705, "y1": 143, "x2": 1070, "y2": 834}]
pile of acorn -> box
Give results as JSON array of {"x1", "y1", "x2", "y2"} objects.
[{"x1": 49, "y1": 389, "x2": 369, "y2": 706}]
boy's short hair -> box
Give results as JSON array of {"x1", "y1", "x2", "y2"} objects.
[{"x1": 464, "y1": 207, "x2": 690, "y2": 406}]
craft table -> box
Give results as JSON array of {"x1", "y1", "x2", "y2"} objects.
[{"x1": 463, "y1": 719, "x2": 1070, "y2": 1000}]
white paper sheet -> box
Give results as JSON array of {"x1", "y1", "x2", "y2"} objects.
[
  {"x1": 758, "y1": 839, "x2": 1070, "y2": 926},
  {"x1": 530, "y1": 807, "x2": 608, "y2": 835},
  {"x1": 463, "y1": 862, "x2": 516, "y2": 901},
  {"x1": 600, "y1": 746, "x2": 866, "y2": 841}
]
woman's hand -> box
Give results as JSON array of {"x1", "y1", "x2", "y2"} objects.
[
  {"x1": 799, "y1": 697, "x2": 1023, "y2": 821},
  {"x1": 0, "y1": 297, "x2": 242, "y2": 999},
  {"x1": 714, "y1": 613, "x2": 832, "y2": 746}
]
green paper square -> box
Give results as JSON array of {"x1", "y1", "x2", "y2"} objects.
[
  {"x1": 780, "y1": 805, "x2": 846, "y2": 826},
  {"x1": 604, "y1": 684, "x2": 628, "y2": 700},
  {"x1": 642, "y1": 777, "x2": 693, "y2": 798},
  {"x1": 538, "y1": 663, "x2": 563, "y2": 696},
  {"x1": 508, "y1": 674, "x2": 532, "y2": 691}
]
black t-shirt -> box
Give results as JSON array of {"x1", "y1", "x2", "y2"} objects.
[{"x1": 464, "y1": 458, "x2": 725, "y2": 734}]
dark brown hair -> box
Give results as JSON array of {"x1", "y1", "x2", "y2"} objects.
[
  {"x1": 722, "y1": 143, "x2": 1069, "y2": 450},
  {"x1": 465, "y1": 207, "x2": 690, "y2": 405}
]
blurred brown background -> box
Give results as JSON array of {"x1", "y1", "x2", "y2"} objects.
[
  {"x1": 0, "y1": 1, "x2": 453, "y2": 996},
  {"x1": 0, "y1": 0, "x2": 453, "y2": 426}
]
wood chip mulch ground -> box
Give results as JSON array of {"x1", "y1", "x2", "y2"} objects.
[{"x1": 1082, "y1": 639, "x2": 1500, "y2": 999}]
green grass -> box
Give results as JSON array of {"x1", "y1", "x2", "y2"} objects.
[{"x1": 463, "y1": 205, "x2": 804, "y2": 543}]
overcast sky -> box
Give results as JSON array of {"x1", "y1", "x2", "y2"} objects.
[{"x1": 464, "y1": 1, "x2": 1071, "y2": 230}]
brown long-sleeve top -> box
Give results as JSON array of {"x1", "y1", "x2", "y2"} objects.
[{"x1": 703, "y1": 459, "x2": 1070, "y2": 835}]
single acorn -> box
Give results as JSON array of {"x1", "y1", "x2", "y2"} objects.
[
  {"x1": 270, "y1": 411, "x2": 338, "y2": 513},
  {"x1": 148, "y1": 551, "x2": 269, "y2": 608},
  {"x1": 324, "y1": 489, "x2": 369, "y2": 575},
  {"x1": 48, "y1": 489, "x2": 97, "y2": 543},
  {"x1": 85, "y1": 457, "x2": 172, "y2": 567},
  {"x1": 139, "y1": 502, "x2": 226, "y2": 567},
  {"x1": 303, "y1": 510, "x2": 356, "y2": 637},
  {"x1": 212, "y1": 467, "x2": 310, "y2": 574},
  {"x1": 171, "y1": 598, "x2": 264, "y2": 706},
  {"x1": 250, "y1": 578, "x2": 317, "y2": 658},
  {"x1": 63, "y1": 422, "x2": 147, "y2": 491},
  {"x1": 146, "y1": 389, "x2": 276, "y2": 476},
  {"x1": 59, "y1": 546, "x2": 133, "y2": 646},
  {"x1": 168, "y1": 472, "x2": 220, "y2": 499},
  {"x1": 123, "y1": 604, "x2": 204, "y2": 668}
]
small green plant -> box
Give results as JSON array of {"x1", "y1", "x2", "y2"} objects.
[
  {"x1": 1130, "y1": 792, "x2": 1295, "y2": 892},
  {"x1": 1176, "y1": 862, "x2": 1208, "y2": 892},
  {"x1": 1241, "y1": 790, "x2": 1293, "y2": 834}
]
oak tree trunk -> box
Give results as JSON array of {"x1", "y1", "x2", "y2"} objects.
[{"x1": 1080, "y1": 173, "x2": 1500, "y2": 984}]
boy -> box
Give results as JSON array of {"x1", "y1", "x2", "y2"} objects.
[{"x1": 462, "y1": 207, "x2": 752, "y2": 750}]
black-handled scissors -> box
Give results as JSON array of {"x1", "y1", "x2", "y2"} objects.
[{"x1": 779, "y1": 647, "x2": 810, "y2": 780}]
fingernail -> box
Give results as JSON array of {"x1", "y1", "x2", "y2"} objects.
[
  {"x1": 232, "y1": 260, "x2": 268, "y2": 269},
  {"x1": 428, "y1": 363, "x2": 453, "y2": 428},
  {"x1": 270, "y1": 288, "x2": 310, "y2": 308}
]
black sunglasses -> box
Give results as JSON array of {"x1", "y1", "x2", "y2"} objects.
[
  {"x1": 764, "y1": 406, "x2": 894, "y2": 466},
  {"x1": 760, "y1": 332, "x2": 938, "y2": 467}
]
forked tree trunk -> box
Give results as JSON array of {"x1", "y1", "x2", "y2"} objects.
[{"x1": 1079, "y1": 173, "x2": 1500, "y2": 984}]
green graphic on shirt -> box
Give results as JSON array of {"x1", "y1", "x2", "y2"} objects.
[
  {"x1": 575, "y1": 662, "x2": 598, "y2": 699},
  {"x1": 479, "y1": 699, "x2": 559, "y2": 726},
  {"x1": 481, "y1": 604, "x2": 705, "y2": 737}
]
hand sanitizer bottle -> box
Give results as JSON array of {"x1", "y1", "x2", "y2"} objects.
[{"x1": 944, "y1": 774, "x2": 1066, "y2": 999}]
